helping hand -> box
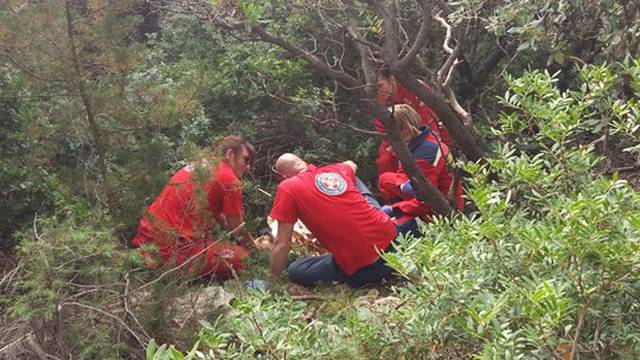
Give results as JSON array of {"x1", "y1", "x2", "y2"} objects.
[
  {"x1": 245, "y1": 279, "x2": 269, "y2": 291},
  {"x1": 400, "y1": 181, "x2": 415, "y2": 197}
]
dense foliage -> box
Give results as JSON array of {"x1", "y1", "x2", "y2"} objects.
[{"x1": 0, "y1": 0, "x2": 638, "y2": 359}]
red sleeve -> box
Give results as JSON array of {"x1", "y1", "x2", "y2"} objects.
[
  {"x1": 395, "y1": 160, "x2": 446, "y2": 216},
  {"x1": 373, "y1": 118, "x2": 386, "y2": 133},
  {"x1": 416, "y1": 160, "x2": 443, "y2": 189},
  {"x1": 336, "y1": 162, "x2": 355, "y2": 182},
  {"x1": 221, "y1": 187, "x2": 243, "y2": 217},
  {"x1": 212, "y1": 169, "x2": 244, "y2": 217},
  {"x1": 376, "y1": 140, "x2": 398, "y2": 175},
  {"x1": 395, "y1": 198, "x2": 430, "y2": 217},
  {"x1": 269, "y1": 186, "x2": 298, "y2": 224}
]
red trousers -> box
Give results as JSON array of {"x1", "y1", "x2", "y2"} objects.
[
  {"x1": 170, "y1": 240, "x2": 249, "y2": 279},
  {"x1": 132, "y1": 218, "x2": 249, "y2": 280},
  {"x1": 378, "y1": 171, "x2": 463, "y2": 220}
]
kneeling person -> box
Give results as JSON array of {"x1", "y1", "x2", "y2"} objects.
[
  {"x1": 132, "y1": 135, "x2": 257, "y2": 279},
  {"x1": 268, "y1": 153, "x2": 399, "y2": 287}
]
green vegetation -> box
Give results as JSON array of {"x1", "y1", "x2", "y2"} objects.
[{"x1": 1, "y1": 1, "x2": 638, "y2": 359}]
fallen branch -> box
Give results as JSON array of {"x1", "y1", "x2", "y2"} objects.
[
  {"x1": 0, "y1": 332, "x2": 29, "y2": 357},
  {"x1": 121, "y1": 270, "x2": 151, "y2": 342},
  {"x1": 304, "y1": 114, "x2": 382, "y2": 136}
]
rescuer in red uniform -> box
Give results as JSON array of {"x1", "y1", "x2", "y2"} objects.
[
  {"x1": 268, "y1": 153, "x2": 414, "y2": 287},
  {"x1": 374, "y1": 69, "x2": 451, "y2": 175},
  {"x1": 378, "y1": 104, "x2": 463, "y2": 221},
  {"x1": 132, "y1": 136, "x2": 257, "y2": 279}
]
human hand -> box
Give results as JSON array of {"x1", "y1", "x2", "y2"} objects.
[
  {"x1": 245, "y1": 279, "x2": 269, "y2": 291},
  {"x1": 400, "y1": 181, "x2": 415, "y2": 197},
  {"x1": 253, "y1": 234, "x2": 273, "y2": 251},
  {"x1": 381, "y1": 205, "x2": 394, "y2": 215}
]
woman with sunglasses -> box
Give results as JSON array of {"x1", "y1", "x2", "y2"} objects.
[{"x1": 132, "y1": 135, "x2": 258, "y2": 279}]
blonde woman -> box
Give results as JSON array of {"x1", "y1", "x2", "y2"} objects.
[{"x1": 378, "y1": 104, "x2": 462, "y2": 222}]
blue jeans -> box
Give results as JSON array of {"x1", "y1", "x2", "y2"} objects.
[
  {"x1": 288, "y1": 250, "x2": 395, "y2": 287},
  {"x1": 287, "y1": 178, "x2": 416, "y2": 287}
]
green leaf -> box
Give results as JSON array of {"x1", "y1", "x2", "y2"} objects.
[{"x1": 146, "y1": 339, "x2": 158, "y2": 360}]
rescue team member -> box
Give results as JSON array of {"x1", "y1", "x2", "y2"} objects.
[
  {"x1": 374, "y1": 69, "x2": 451, "y2": 175},
  {"x1": 379, "y1": 104, "x2": 463, "y2": 221},
  {"x1": 132, "y1": 136, "x2": 257, "y2": 279},
  {"x1": 268, "y1": 153, "x2": 412, "y2": 287}
]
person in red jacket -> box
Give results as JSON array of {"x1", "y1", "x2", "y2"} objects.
[
  {"x1": 375, "y1": 69, "x2": 451, "y2": 175},
  {"x1": 132, "y1": 135, "x2": 257, "y2": 279},
  {"x1": 268, "y1": 153, "x2": 404, "y2": 287},
  {"x1": 379, "y1": 104, "x2": 463, "y2": 221}
]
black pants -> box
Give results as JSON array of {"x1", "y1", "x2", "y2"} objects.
[{"x1": 286, "y1": 178, "x2": 417, "y2": 287}]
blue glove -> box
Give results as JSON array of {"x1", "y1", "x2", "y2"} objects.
[
  {"x1": 400, "y1": 181, "x2": 415, "y2": 197},
  {"x1": 245, "y1": 279, "x2": 269, "y2": 291},
  {"x1": 381, "y1": 205, "x2": 394, "y2": 215}
]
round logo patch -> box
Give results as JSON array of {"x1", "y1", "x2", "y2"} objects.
[{"x1": 315, "y1": 172, "x2": 347, "y2": 196}]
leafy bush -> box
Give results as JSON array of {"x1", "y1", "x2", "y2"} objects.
[
  {"x1": 147, "y1": 64, "x2": 640, "y2": 359},
  {"x1": 3, "y1": 196, "x2": 142, "y2": 358}
]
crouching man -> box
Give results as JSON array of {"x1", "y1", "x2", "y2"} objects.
[{"x1": 268, "y1": 153, "x2": 405, "y2": 287}]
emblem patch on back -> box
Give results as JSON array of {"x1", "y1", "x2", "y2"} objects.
[{"x1": 315, "y1": 172, "x2": 347, "y2": 196}]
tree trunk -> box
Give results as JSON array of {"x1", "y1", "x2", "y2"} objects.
[{"x1": 64, "y1": 0, "x2": 119, "y2": 220}]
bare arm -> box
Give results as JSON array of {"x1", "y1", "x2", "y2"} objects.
[
  {"x1": 226, "y1": 215, "x2": 258, "y2": 254},
  {"x1": 342, "y1": 160, "x2": 357, "y2": 174},
  {"x1": 269, "y1": 221, "x2": 294, "y2": 279}
]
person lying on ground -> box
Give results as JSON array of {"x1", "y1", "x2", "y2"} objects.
[
  {"x1": 374, "y1": 68, "x2": 451, "y2": 175},
  {"x1": 267, "y1": 153, "x2": 418, "y2": 288},
  {"x1": 132, "y1": 135, "x2": 258, "y2": 279},
  {"x1": 378, "y1": 104, "x2": 463, "y2": 222}
]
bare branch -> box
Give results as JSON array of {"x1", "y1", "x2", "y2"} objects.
[
  {"x1": 0, "y1": 260, "x2": 22, "y2": 290},
  {"x1": 344, "y1": 0, "x2": 378, "y2": 91},
  {"x1": 251, "y1": 26, "x2": 359, "y2": 87},
  {"x1": 443, "y1": 58, "x2": 460, "y2": 87},
  {"x1": 396, "y1": 14, "x2": 429, "y2": 69},
  {"x1": 434, "y1": 12, "x2": 457, "y2": 82},
  {"x1": 303, "y1": 114, "x2": 382, "y2": 136},
  {"x1": 121, "y1": 270, "x2": 151, "y2": 342},
  {"x1": 370, "y1": 0, "x2": 399, "y2": 65},
  {"x1": 433, "y1": 12, "x2": 472, "y2": 126},
  {"x1": 26, "y1": 333, "x2": 60, "y2": 360}
]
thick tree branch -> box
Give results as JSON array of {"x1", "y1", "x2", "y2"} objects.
[
  {"x1": 395, "y1": 72, "x2": 483, "y2": 161},
  {"x1": 251, "y1": 26, "x2": 360, "y2": 88},
  {"x1": 64, "y1": 0, "x2": 119, "y2": 221},
  {"x1": 396, "y1": 10, "x2": 429, "y2": 69},
  {"x1": 344, "y1": 0, "x2": 377, "y2": 92},
  {"x1": 357, "y1": 96, "x2": 454, "y2": 215},
  {"x1": 371, "y1": 0, "x2": 399, "y2": 65}
]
